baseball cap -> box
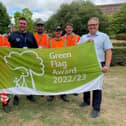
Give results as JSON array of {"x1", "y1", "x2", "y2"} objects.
[
  {"x1": 54, "y1": 26, "x2": 62, "y2": 31},
  {"x1": 36, "y1": 20, "x2": 44, "y2": 25}
]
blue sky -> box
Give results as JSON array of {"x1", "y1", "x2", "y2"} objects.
[{"x1": 0, "y1": 0, "x2": 126, "y2": 21}]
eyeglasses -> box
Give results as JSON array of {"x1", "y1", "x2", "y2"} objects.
[{"x1": 88, "y1": 24, "x2": 98, "y2": 27}]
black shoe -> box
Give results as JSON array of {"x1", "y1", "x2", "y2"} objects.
[
  {"x1": 91, "y1": 110, "x2": 99, "y2": 118},
  {"x1": 79, "y1": 102, "x2": 89, "y2": 107},
  {"x1": 47, "y1": 96, "x2": 54, "y2": 102},
  {"x1": 73, "y1": 93, "x2": 78, "y2": 96},
  {"x1": 13, "y1": 95, "x2": 19, "y2": 105},
  {"x1": 60, "y1": 95, "x2": 69, "y2": 102},
  {"x1": 3, "y1": 99, "x2": 10, "y2": 113},
  {"x1": 26, "y1": 95, "x2": 35, "y2": 102}
]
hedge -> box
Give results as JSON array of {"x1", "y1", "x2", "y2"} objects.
[
  {"x1": 116, "y1": 33, "x2": 126, "y2": 40},
  {"x1": 111, "y1": 48, "x2": 126, "y2": 66},
  {"x1": 113, "y1": 42, "x2": 126, "y2": 47}
]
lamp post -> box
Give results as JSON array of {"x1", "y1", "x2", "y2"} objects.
[{"x1": 9, "y1": 16, "x2": 15, "y2": 32}]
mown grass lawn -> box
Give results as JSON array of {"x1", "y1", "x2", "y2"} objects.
[{"x1": 0, "y1": 66, "x2": 126, "y2": 126}]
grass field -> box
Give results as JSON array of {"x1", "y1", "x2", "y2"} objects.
[{"x1": 0, "y1": 66, "x2": 126, "y2": 126}]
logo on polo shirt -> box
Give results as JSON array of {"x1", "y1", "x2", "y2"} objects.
[{"x1": 16, "y1": 38, "x2": 20, "y2": 42}]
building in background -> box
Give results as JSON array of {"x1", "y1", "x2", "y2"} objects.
[{"x1": 97, "y1": 3, "x2": 125, "y2": 15}]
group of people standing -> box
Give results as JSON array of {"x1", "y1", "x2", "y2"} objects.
[{"x1": 0, "y1": 16, "x2": 112, "y2": 118}]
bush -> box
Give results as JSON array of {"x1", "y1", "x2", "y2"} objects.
[
  {"x1": 113, "y1": 42, "x2": 126, "y2": 47},
  {"x1": 116, "y1": 33, "x2": 126, "y2": 40},
  {"x1": 111, "y1": 48, "x2": 126, "y2": 66},
  {"x1": 110, "y1": 35, "x2": 116, "y2": 39}
]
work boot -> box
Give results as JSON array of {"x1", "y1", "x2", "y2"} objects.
[
  {"x1": 73, "y1": 93, "x2": 78, "y2": 96},
  {"x1": 26, "y1": 95, "x2": 35, "y2": 102},
  {"x1": 13, "y1": 95, "x2": 19, "y2": 105},
  {"x1": 3, "y1": 99, "x2": 10, "y2": 113},
  {"x1": 47, "y1": 96, "x2": 54, "y2": 102},
  {"x1": 91, "y1": 110, "x2": 100, "y2": 118},
  {"x1": 60, "y1": 95, "x2": 69, "y2": 102},
  {"x1": 79, "y1": 102, "x2": 89, "y2": 107}
]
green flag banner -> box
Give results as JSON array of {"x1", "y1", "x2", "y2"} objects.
[{"x1": 0, "y1": 43, "x2": 103, "y2": 95}]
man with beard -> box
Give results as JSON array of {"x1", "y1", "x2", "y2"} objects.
[
  {"x1": 64, "y1": 23, "x2": 80, "y2": 46},
  {"x1": 34, "y1": 20, "x2": 50, "y2": 48},
  {"x1": 47, "y1": 26, "x2": 69, "y2": 102}
]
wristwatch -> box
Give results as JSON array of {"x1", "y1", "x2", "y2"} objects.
[{"x1": 105, "y1": 64, "x2": 110, "y2": 68}]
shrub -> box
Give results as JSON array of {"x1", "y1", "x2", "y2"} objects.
[
  {"x1": 111, "y1": 48, "x2": 126, "y2": 66},
  {"x1": 110, "y1": 35, "x2": 116, "y2": 39},
  {"x1": 113, "y1": 42, "x2": 126, "y2": 47},
  {"x1": 116, "y1": 33, "x2": 126, "y2": 40}
]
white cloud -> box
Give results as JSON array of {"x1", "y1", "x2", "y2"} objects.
[
  {"x1": 0, "y1": 0, "x2": 126, "y2": 21},
  {"x1": 0, "y1": 0, "x2": 75, "y2": 21},
  {"x1": 0, "y1": 0, "x2": 74, "y2": 12},
  {"x1": 32, "y1": 11, "x2": 53, "y2": 21}
]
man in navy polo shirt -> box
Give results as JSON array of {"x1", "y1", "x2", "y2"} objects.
[{"x1": 8, "y1": 17, "x2": 38, "y2": 106}]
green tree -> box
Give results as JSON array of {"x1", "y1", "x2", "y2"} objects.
[
  {"x1": 111, "y1": 3, "x2": 126, "y2": 34},
  {"x1": 45, "y1": 0, "x2": 108, "y2": 35},
  {"x1": 106, "y1": 15, "x2": 115, "y2": 35},
  {"x1": 0, "y1": 2, "x2": 10, "y2": 34},
  {"x1": 14, "y1": 8, "x2": 34, "y2": 32}
]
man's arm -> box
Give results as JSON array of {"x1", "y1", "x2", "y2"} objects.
[
  {"x1": 78, "y1": 35, "x2": 93, "y2": 45},
  {"x1": 102, "y1": 49, "x2": 112, "y2": 73},
  {"x1": 31, "y1": 33, "x2": 38, "y2": 48},
  {"x1": 8, "y1": 32, "x2": 14, "y2": 47}
]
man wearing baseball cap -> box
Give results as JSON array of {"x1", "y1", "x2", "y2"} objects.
[
  {"x1": 47, "y1": 25, "x2": 69, "y2": 102},
  {"x1": 34, "y1": 20, "x2": 50, "y2": 48}
]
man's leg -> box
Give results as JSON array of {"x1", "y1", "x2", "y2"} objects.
[
  {"x1": 60, "y1": 94, "x2": 69, "y2": 102},
  {"x1": 92, "y1": 90, "x2": 102, "y2": 111},
  {"x1": 92, "y1": 90, "x2": 102, "y2": 117},
  {"x1": 80, "y1": 91, "x2": 90, "y2": 107},
  {"x1": 13, "y1": 95, "x2": 19, "y2": 105},
  {"x1": 47, "y1": 96, "x2": 54, "y2": 101},
  {"x1": 26, "y1": 95, "x2": 35, "y2": 102},
  {"x1": 13, "y1": 95, "x2": 35, "y2": 106},
  {"x1": 1, "y1": 93, "x2": 10, "y2": 113}
]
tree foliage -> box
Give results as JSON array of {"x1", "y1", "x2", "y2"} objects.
[
  {"x1": 14, "y1": 8, "x2": 34, "y2": 32},
  {"x1": 45, "y1": 0, "x2": 108, "y2": 35},
  {"x1": 0, "y1": 2, "x2": 10, "y2": 34},
  {"x1": 111, "y1": 3, "x2": 126, "y2": 34}
]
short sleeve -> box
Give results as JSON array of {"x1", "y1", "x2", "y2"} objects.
[
  {"x1": 78, "y1": 35, "x2": 87, "y2": 44},
  {"x1": 103, "y1": 34, "x2": 113, "y2": 51}
]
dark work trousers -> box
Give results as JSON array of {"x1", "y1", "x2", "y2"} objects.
[{"x1": 83, "y1": 62, "x2": 105, "y2": 112}]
